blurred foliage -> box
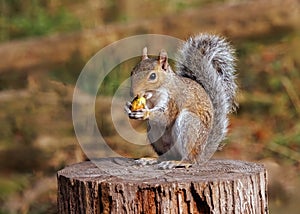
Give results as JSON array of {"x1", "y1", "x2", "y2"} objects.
[
  {"x1": 0, "y1": 174, "x2": 30, "y2": 206},
  {"x1": 0, "y1": 72, "x2": 27, "y2": 90},
  {"x1": 0, "y1": 0, "x2": 237, "y2": 42},
  {"x1": 101, "y1": 0, "x2": 216, "y2": 23},
  {"x1": 235, "y1": 30, "x2": 300, "y2": 163},
  {"x1": 49, "y1": 50, "x2": 85, "y2": 85},
  {"x1": 0, "y1": 0, "x2": 81, "y2": 42},
  {"x1": 0, "y1": 100, "x2": 36, "y2": 146}
]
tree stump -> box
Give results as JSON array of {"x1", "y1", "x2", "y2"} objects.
[{"x1": 57, "y1": 158, "x2": 268, "y2": 214}]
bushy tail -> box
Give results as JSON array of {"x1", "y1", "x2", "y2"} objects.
[{"x1": 175, "y1": 34, "x2": 237, "y2": 161}]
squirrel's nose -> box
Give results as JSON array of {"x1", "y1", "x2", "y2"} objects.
[{"x1": 130, "y1": 87, "x2": 145, "y2": 98}]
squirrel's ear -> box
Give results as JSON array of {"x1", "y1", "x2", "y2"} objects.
[
  {"x1": 158, "y1": 49, "x2": 168, "y2": 70},
  {"x1": 142, "y1": 47, "x2": 148, "y2": 60}
]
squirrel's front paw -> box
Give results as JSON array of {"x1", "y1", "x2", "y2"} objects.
[{"x1": 124, "y1": 101, "x2": 150, "y2": 120}]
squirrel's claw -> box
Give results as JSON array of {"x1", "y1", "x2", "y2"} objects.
[
  {"x1": 124, "y1": 101, "x2": 132, "y2": 113},
  {"x1": 129, "y1": 109, "x2": 149, "y2": 120}
]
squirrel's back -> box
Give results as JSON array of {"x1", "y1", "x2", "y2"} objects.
[{"x1": 175, "y1": 34, "x2": 237, "y2": 161}]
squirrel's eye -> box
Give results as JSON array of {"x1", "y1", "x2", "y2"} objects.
[{"x1": 148, "y1": 72, "x2": 157, "y2": 81}]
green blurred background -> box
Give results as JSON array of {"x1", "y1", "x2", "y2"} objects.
[{"x1": 0, "y1": 0, "x2": 299, "y2": 213}]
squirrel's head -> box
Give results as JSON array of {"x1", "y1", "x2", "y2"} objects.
[{"x1": 130, "y1": 47, "x2": 173, "y2": 98}]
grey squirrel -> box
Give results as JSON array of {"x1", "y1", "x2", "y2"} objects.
[{"x1": 125, "y1": 34, "x2": 237, "y2": 167}]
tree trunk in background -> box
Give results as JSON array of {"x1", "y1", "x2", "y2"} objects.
[{"x1": 57, "y1": 158, "x2": 268, "y2": 213}]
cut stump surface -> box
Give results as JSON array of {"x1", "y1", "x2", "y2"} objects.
[{"x1": 57, "y1": 158, "x2": 268, "y2": 214}]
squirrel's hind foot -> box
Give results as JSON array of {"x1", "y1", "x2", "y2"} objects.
[
  {"x1": 157, "y1": 160, "x2": 193, "y2": 169},
  {"x1": 134, "y1": 157, "x2": 158, "y2": 166},
  {"x1": 134, "y1": 158, "x2": 193, "y2": 170}
]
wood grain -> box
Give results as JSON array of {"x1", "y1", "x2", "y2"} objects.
[{"x1": 57, "y1": 158, "x2": 269, "y2": 213}]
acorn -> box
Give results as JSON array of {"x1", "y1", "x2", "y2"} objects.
[{"x1": 130, "y1": 95, "x2": 147, "y2": 111}]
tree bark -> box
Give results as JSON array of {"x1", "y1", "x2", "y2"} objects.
[{"x1": 57, "y1": 158, "x2": 268, "y2": 214}]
